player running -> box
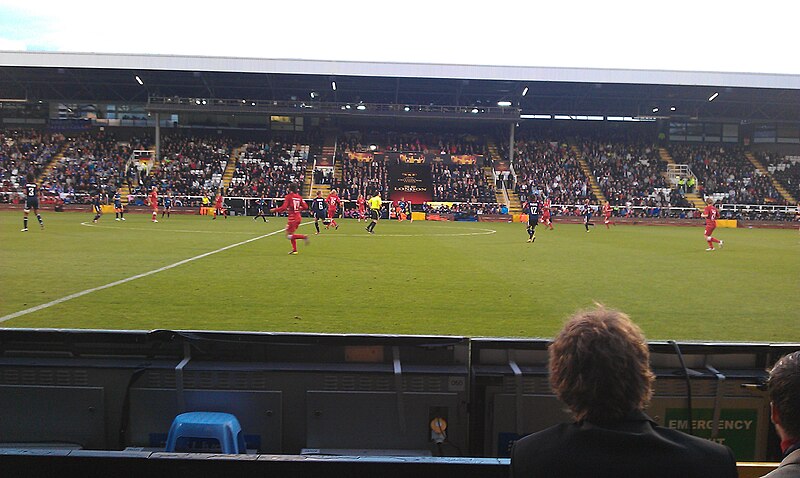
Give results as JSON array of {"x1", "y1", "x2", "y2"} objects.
[
  {"x1": 148, "y1": 186, "x2": 159, "y2": 223},
  {"x1": 356, "y1": 194, "x2": 366, "y2": 222},
  {"x1": 212, "y1": 192, "x2": 226, "y2": 219},
  {"x1": 114, "y1": 191, "x2": 125, "y2": 221},
  {"x1": 541, "y1": 196, "x2": 554, "y2": 230},
  {"x1": 701, "y1": 197, "x2": 724, "y2": 251},
  {"x1": 523, "y1": 199, "x2": 541, "y2": 243},
  {"x1": 21, "y1": 173, "x2": 44, "y2": 231},
  {"x1": 311, "y1": 190, "x2": 327, "y2": 234},
  {"x1": 253, "y1": 194, "x2": 269, "y2": 222},
  {"x1": 91, "y1": 192, "x2": 103, "y2": 223},
  {"x1": 325, "y1": 189, "x2": 341, "y2": 230},
  {"x1": 602, "y1": 200, "x2": 614, "y2": 228},
  {"x1": 270, "y1": 183, "x2": 309, "y2": 254},
  {"x1": 366, "y1": 191, "x2": 382, "y2": 234},
  {"x1": 582, "y1": 198, "x2": 595, "y2": 232},
  {"x1": 161, "y1": 190, "x2": 173, "y2": 219}
]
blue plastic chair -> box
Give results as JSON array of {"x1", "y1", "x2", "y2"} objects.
[{"x1": 164, "y1": 412, "x2": 246, "y2": 454}]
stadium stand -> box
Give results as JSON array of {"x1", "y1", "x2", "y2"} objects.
[
  {"x1": 0, "y1": 129, "x2": 61, "y2": 193},
  {"x1": 337, "y1": 154, "x2": 388, "y2": 200},
  {"x1": 508, "y1": 138, "x2": 596, "y2": 205},
  {"x1": 757, "y1": 151, "x2": 800, "y2": 201},
  {"x1": 38, "y1": 131, "x2": 151, "y2": 201},
  {"x1": 669, "y1": 144, "x2": 785, "y2": 205},
  {"x1": 227, "y1": 140, "x2": 309, "y2": 199},
  {"x1": 147, "y1": 134, "x2": 235, "y2": 197},
  {"x1": 430, "y1": 162, "x2": 495, "y2": 203},
  {"x1": 580, "y1": 139, "x2": 693, "y2": 211}
]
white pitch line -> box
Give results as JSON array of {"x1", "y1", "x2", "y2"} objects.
[
  {"x1": 80, "y1": 221, "x2": 259, "y2": 235},
  {"x1": 0, "y1": 224, "x2": 306, "y2": 324}
]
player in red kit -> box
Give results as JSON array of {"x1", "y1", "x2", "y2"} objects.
[
  {"x1": 541, "y1": 197, "x2": 554, "y2": 230},
  {"x1": 148, "y1": 186, "x2": 159, "y2": 223},
  {"x1": 213, "y1": 192, "x2": 226, "y2": 220},
  {"x1": 325, "y1": 189, "x2": 341, "y2": 230},
  {"x1": 701, "y1": 197, "x2": 724, "y2": 251},
  {"x1": 602, "y1": 201, "x2": 614, "y2": 228},
  {"x1": 271, "y1": 183, "x2": 309, "y2": 254},
  {"x1": 356, "y1": 194, "x2": 366, "y2": 222}
]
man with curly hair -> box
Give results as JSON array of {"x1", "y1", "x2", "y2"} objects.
[{"x1": 511, "y1": 306, "x2": 737, "y2": 478}]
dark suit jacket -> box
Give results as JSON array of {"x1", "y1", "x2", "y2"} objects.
[
  {"x1": 762, "y1": 448, "x2": 800, "y2": 477},
  {"x1": 510, "y1": 410, "x2": 738, "y2": 478}
]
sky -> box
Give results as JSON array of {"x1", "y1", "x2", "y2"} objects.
[{"x1": 0, "y1": 0, "x2": 796, "y2": 75}]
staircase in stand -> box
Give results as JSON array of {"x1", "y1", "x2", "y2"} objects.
[
  {"x1": 220, "y1": 145, "x2": 245, "y2": 193},
  {"x1": 507, "y1": 191, "x2": 523, "y2": 215},
  {"x1": 745, "y1": 151, "x2": 796, "y2": 204},
  {"x1": 658, "y1": 147, "x2": 705, "y2": 209},
  {"x1": 570, "y1": 145, "x2": 607, "y2": 203},
  {"x1": 36, "y1": 143, "x2": 67, "y2": 187}
]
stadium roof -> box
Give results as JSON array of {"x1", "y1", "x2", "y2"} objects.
[{"x1": 2, "y1": 51, "x2": 800, "y2": 123}]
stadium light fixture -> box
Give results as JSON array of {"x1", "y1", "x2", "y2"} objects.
[
  {"x1": 670, "y1": 106, "x2": 676, "y2": 111},
  {"x1": 471, "y1": 108, "x2": 479, "y2": 114},
  {"x1": 522, "y1": 86, "x2": 529, "y2": 97},
  {"x1": 310, "y1": 91, "x2": 317, "y2": 99},
  {"x1": 331, "y1": 81, "x2": 337, "y2": 91},
  {"x1": 497, "y1": 100, "x2": 512, "y2": 107},
  {"x1": 652, "y1": 107, "x2": 659, "y2": 113},
  {"x1": 708, "y1": 92, "x2": 719, "y2": 102},
  {"x1": 404, "y1": 106, "x2": 410, "y2": 112},
  {"x1": 135, "y1": 75, "x2": 144, "y2": 86},
  {"x1": 357, "y1": 104, "x2": 366, "y2": 110}
]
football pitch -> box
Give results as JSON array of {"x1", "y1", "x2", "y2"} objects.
[{"x1": 1, "y1": 211, "x2": 798, "y2": 342}]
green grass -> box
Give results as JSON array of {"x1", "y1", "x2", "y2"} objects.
[{"x1": 1, "y1": 211, "x2": 798, "y2": 341}]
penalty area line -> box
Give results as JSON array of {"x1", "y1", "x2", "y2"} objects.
[{"x1": 0, "y1": 223, "x2": 309, "y2": 324}]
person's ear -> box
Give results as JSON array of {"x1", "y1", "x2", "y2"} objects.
[{"x1": 770, "y1": 402, "x2": 782, "y2": 426}]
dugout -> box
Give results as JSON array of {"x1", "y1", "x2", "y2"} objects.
[
  {"x1": 470, "y1": 338, "x2": 799, "y2": 461},
  {"x1": 0, "y1": 329, "x2": 797, "y2": 462},
  {"x1": 0, "y1": 329, "x2": 470, "y2": 455}
]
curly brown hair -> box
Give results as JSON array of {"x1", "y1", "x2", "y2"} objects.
[
  {"x1": 548, "y1": 306, "x2": 654, "y2": 424},
  {"x1": 768, "y1": 351, "x2": 800, "y2": 439}
]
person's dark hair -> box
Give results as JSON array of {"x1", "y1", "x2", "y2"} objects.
[
  {"x1": 768, "y1": 351, "x2": 800, "y2": 439},
  {"x1": 26, "y1": 172, "x2": 34, "y2": 183},
  {"x1": 288, "y1": 183, "x2": 297, "y2": 193},
  {"x1": 548, "y1": 306, "x2": 654, "y2": 424}
]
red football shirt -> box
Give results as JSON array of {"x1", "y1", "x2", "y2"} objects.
[
  {"x1": 274, "y1": 192, "x2": 308, "y2": 219},
  {"x1": 215, "y1": 195, "x2": 223, "y2": 208},
  {"x1": 326, "y1": 193, "x2": 341, "y2": 210},
  {"x1": 148, "y1": 190, "x2": 158, "y2": 207},
  {"x1": 357, "y1": 197, "x2": 366, "y2": 210},
  {"x1": 603, "y1": 204, "x2": 611, "y2": 216},
  {"x1": 703, "y1": 204, "x2": 718, "y2": 226}
]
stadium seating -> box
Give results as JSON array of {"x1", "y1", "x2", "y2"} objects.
[
  {"x1": 38, "y1": 131, "x2": 151, "y2": 201},
  {"x1": 430, "y1": 162, "x2": 495, "y2": 202},
  {"x1": 227, "y1": 140, "x2": 308, "y2": 198},
  {"x1": 669, "y1": 144, "x2": 784, "y2": 204},
  {"x1": 508, "y1": 138, "x2": 596, "y2": 205},
  {"x1": 0, "y1": 129, "x2": 62, "y2": 193},
  {"x1": 338, "y1": 155, "x2": 388, "y2": 200},
  {"x1": 758, "y1": 152, "x2": 800, "y2": 201},
  {"x1": 148, "y1": 134, "x2": 234, "y2": 197}
]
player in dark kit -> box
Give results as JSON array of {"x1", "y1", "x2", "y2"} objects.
[
  {"x1": 311, "y1": 191, "x2": 327, "y2": 234},
  {"x1": 253, "y1": 195, "x2": 269, "y2": 222},
  {"x1": 582, "y1": 198, "x2": 595, "y2": 232},
  {"x1": 91, "y1": 193, "x2": 103, "y2": 223},
  {"x1": 161, "y1": 190, "x2": 173, "y2": 219},
  {"x1": 113, "y1": 191, "x2": 125, "y2": 221},
  {"x1": 21, "y1": 173, "x2": 44, "y2": 231},
  {"x1": 523, "y1": 199, "x2": 541, "y2": 243},
  {"x1": 270, "y1": 183, "x2": 309, "y2": 254}
]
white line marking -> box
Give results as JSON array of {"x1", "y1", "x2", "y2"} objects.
[
  {"x1": 79, "y1": 222, "x2": 257, "y2": 235},
  {"x1": 0, "y1": 223, "x2": 307, "y2": 323}
]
